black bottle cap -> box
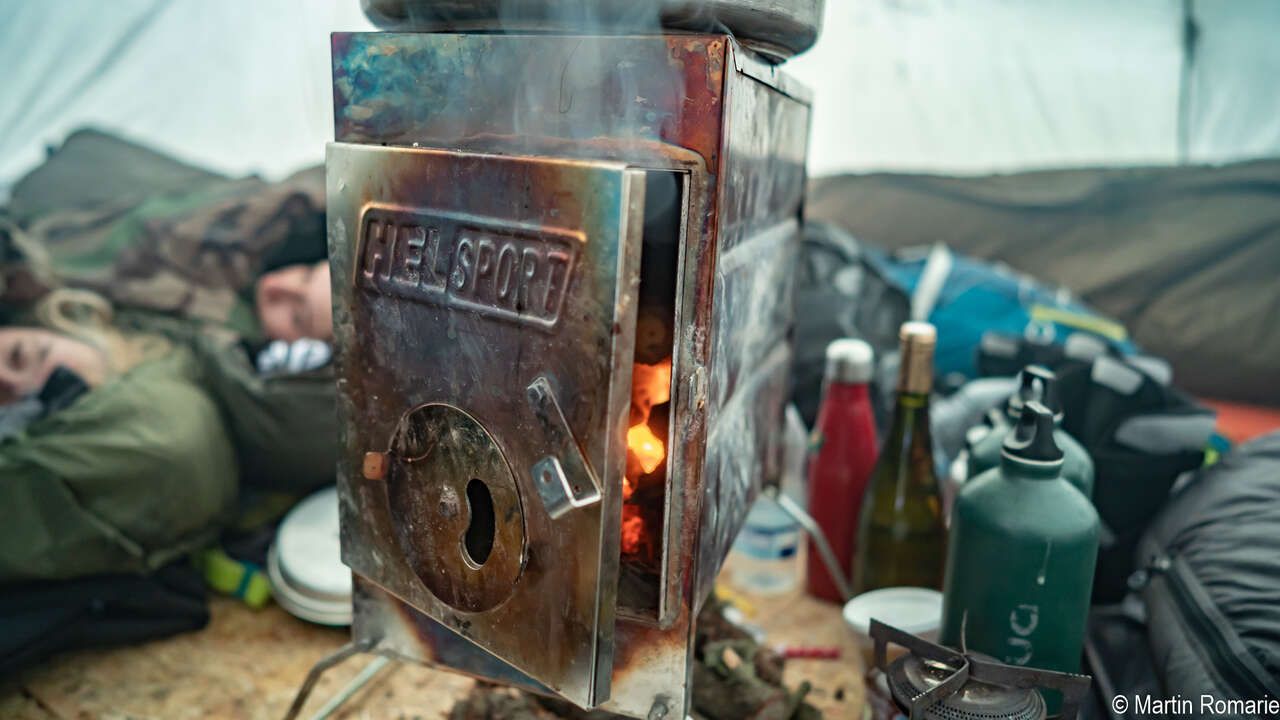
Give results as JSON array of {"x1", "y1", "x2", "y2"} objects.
[
  {"x1": 1007, "y1": 365, "x2": 1062, "y2": 421},
  {"x1": 1002, "y1": 401, "x2": 1064, "y2": 466}
]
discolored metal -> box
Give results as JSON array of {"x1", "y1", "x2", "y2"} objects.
[
  {"x1": 329, "y1": 31, "x2": 811, "y2": 719},
  {"x1": 527, "y1": 375, "x2": 604, "y2": 520},
  {"x1": 385, "y1": 403, "x2": 525, "y2": 613},
  {"x1": 328, "y1": 143, "x2": 647, "y2": 708}
]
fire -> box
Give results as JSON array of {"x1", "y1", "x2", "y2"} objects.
[
  {"x1": 625, "y1": 358, "x2": 671, "y2": 481},
  {"x1": 622, "y1": 358, "x2": 672, "y2": 563},
  {"x1": 630, "y1": 358, "x2": 671, "y2": 417},
  {"x1": 621, "y1": 507, "x2": 648, "y2": 561},
  {"x1": 627, "y1": 423, "x2": 665, "y2": 475}
]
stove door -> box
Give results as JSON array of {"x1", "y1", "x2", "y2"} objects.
[{"x1": 327, "y1": 144, "x2": 646, "y2": 708}]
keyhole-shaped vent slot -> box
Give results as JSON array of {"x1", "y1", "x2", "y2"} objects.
[{"x1": 463, "y1": 479, "x2": 496, "y2": 567}]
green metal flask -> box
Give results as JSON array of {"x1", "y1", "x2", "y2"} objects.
[
  {"x1": 941, "y1": 402, "x2": 1100, "y2": 715},
  {"x1": 966, "y1": 365, "x2": 1094, "y2": 498}
]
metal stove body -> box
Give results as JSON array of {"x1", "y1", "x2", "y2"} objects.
[{"x1": 326, "y1": 31, "x2": 810, "y2": 719}]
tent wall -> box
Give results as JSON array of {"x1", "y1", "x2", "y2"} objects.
[
  {"x1": 1, "y1": 0, "x2": 1278, "y2": 195},
  {"x1": 0, "y1": 0, "x2": 372, "y2": 197},
  {"x1": 787, "y1": 0, "x2": 1280, "y2": 176}
]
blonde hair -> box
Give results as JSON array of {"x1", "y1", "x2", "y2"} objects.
[{"x1": 33, "y1": 289, "x2": 170, "y2": 383}]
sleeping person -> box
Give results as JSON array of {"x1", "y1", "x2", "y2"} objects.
[
  {"x1": 0, "y1": 131, "x2": 341, "y2": 586},
  {"x1": 0, "y1": 290, "x2": 238, "y2": 582}
]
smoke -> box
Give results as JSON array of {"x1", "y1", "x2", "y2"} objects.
[{"x1": 358, "y1": 1, "x2": 704, "y2": 143}]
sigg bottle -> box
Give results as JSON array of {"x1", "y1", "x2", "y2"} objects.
[
  {"x1": 966, "y1": 365, "x2": 1094, "y2": 499},
  {"x1": 941, "y1": 402, "x2": 1100, "y2": 715},
  {"x1": 854, "y1": 322, "x2": 946, "y2": 593},
  {"x1": 806, "y1": 339, "x2": 878, "y2": 602}
]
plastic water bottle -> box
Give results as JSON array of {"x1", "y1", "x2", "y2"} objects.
[{"x1": 729, "y1": 405, "x2": 808, "y2": 595}]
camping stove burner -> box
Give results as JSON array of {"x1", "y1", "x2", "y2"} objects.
[{"x1": 870, "y1": 619, "x2": 1092, "y2": 720}]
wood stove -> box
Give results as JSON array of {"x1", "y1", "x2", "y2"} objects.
[{"x1": 324, "y1": 20, "x2": 812, "y2": 719}]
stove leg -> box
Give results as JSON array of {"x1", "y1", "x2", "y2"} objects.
[{"x1": 283, "y1": 639, "x2": 386, "y2": 720}]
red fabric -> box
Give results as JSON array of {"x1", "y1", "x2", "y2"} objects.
[{"x1": 1201, "y1": 399, "x2": 1280, "y2": 444}]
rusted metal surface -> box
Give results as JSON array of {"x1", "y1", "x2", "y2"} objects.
[
  {"x1": 693, "y1": 43, "x2": 810, "y2": 606},
  {"x1": 328, "y1": 145, "x2": 646, "y2": 708},
  {"x1": 385, "y1": 403, "x2": 526, "y2": 613},
  {"x1": 332, "y1": 33, "x2": 726, "y2": 170},
  {"x1": 329, "y1": 31, "x2": 810, "y2": 719}
]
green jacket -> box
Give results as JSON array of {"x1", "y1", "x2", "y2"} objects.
[
  {"x1": 107, "y1": 311, "x2": 340, "y2": 495},
  {"x1": 188, "y1": 323, "x2": 339, "y2": 493},
  {"x1": 0, "y1": 346, "x2": 239, "y2": 583},
  {"x1": 0, "y1": 131, "x2": 336, "y2": 583}
]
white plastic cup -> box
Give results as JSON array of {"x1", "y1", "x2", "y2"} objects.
[{"x1": 842, "y1": 586, "x2": 943, "y2": 671}]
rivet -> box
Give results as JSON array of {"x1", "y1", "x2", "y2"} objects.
[{"x1": 362, "y1": 451, "x2": 389, "y2": 480}]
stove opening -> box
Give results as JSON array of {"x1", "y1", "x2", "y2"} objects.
[
  {"x1": 618, "y1": 170, "x2": 683, "y2": 622},
  {"x1": 463, "y1": 479, "x2": 495, "y2": 568}
]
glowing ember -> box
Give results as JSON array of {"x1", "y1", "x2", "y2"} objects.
[
  {"x1": 630, "y1": 359, "x2": 671, "y2": 414},
  {"x1": 627, "y1": 423, "x2": 665, "y2": 475},
  {"x1": 622, "y1": 358, "x2": 672, "y2": 563},
  {"x1": 621, "y1": 507, "x2": 649, "y2": 560}
]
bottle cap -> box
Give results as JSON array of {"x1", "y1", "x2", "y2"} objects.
[
  {"x1": 825, "y1": 338, "x2": 875, "y2": 384},
  {"x1": 1001, "y1": 401, "x2": 1064, "y2": 466},
  {"x1": 1007, "y1": 365, "x2": 1062, "y2": 421},
  {"x1": 896, "y1": 322, "x2": 936, "y2": 395}
]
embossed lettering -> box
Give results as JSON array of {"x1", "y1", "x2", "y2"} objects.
[
  {"x1": 427, "y1": 227, "x2": 449, "y2": 290},
  {"x1": 544, "y1": 252, "x2": 570, "y2": 316},
  {"x1": 474, "y1": 237, "x2": 496, "y2": 301},
  {"x1": 361, "y1": 215, "x2": 389, "y2": 281},
  {"x1": 516, "y1": 248, "x2": 539, "y2": 313},
  {"x1": 495, "y1": 243, "x2": 517, "y2": 303},
  {"x1": 393, "y1": 225, "x2": 426, "y2": 287},
  {"x1": 356, "y1": 206, "x2": 580, "y2": 330},
  {"x1": 451, "y1": 236, "x2": 474, "y2": 293}
]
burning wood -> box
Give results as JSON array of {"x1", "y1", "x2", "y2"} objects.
[{"x1": 622, "y1": 358, "x2": 672, "y2": 566}]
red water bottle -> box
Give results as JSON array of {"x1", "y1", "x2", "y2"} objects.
[{"x1": 806, "y1": 339, "x2": 879, "y2": 603}]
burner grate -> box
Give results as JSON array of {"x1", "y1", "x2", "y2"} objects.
[{"x1": 869, "y1": 619, "x2": 1091, "y2": 720}]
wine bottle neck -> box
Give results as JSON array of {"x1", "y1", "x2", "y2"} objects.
[{"x1": 885, "y1": 391, "x2": 932, "y2": 449}]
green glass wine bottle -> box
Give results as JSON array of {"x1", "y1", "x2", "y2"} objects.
[{"x1": 853, "y1": 322, "x2": 947, "y2": 592}]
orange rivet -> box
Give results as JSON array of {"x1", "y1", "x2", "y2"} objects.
[{"x1": 363, "y1": 451, "x2": 389, "y2": 480}]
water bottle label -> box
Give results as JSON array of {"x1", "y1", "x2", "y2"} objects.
[{"x1": 734, "y1": 525, "x2": 799, "y2": 561}]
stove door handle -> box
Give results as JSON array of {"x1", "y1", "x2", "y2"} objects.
[{"x1": 527, "y1": 375, "x2": 603, "y2": 519}]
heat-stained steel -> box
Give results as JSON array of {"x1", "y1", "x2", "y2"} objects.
[{"x1": 328, "y1": 31, "x2": 810, "y2": 719}]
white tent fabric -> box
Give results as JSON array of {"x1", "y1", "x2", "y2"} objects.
[
  {"x1": 0, "y1": 0, "x2": 373, "y2": 198},
  {"x1": 787, "y1": 0, "x2": 1280, "y2": 176},
  {"x1": 1184, "y1": 0, "x2": 1280, "y2": 163},
  {"x1": 787, "y1": 0, "x2": 1184, "y2": 175},
  {"x1": 1, "y1": 0, "x2": 1278, "y2": 195}
]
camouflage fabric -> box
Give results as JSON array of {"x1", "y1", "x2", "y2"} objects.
[
  {"x1": 0, "y1": 345, "x2": 239, "y2": 582},
  {"x1": 2, "y1": 129, "x2": 325, "y2": 340},
  {"x1": 1, "y1": 129, "x2": 337, "y2": 502}
]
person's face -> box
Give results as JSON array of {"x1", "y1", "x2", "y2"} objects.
[
  {"x1": 0, "y1": 327, "x2": 106, "y2": 405},
  {"x1": 255, "y1": 262, "x2": 333, "y2": 343}
]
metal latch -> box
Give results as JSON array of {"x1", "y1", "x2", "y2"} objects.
[{"x1": 526, "y1": 375, "x2": 602, "y2": 519}]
